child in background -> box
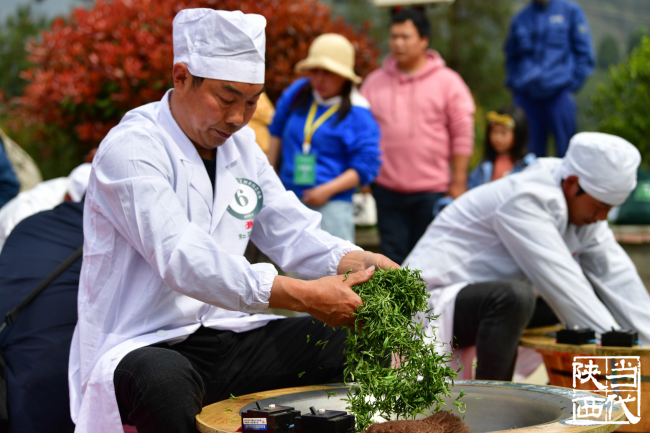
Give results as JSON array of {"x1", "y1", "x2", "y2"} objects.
[
  {"x1": 434, "y1": 105, "x2": 534, "y2": 216},
  {"x1": 468, "y1": 105, "x2": 535, "y2": 189}
]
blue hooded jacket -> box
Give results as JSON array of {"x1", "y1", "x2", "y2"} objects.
[{"x1": 505, "y1": 0, "x2": 595, "y2": 100}]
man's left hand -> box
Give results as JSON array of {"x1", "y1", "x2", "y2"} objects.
[{"x1": 338, "y1": 251, "x2": 401, "y2": 275}]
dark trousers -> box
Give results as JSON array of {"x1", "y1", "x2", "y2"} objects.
[
  {"x1": 514, "y1": 89, "x2": 576, "y2": 158},
  {"x1": 452, "y1": 280, "x2": 536, "y2": 381},
  {"x1": 114, "y1": 317, "x2": 347, "y2": 433},
  {"x1": 527, "y1": 296, "x2": 560, "y2": 329},
  {"x1": 373, "y1": 184, "x2": 445, "y2": 265}
]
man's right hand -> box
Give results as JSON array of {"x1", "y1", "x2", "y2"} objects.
[
  {"x1": 305, "y1": 266, "x2": 375, "y2": 327},
  {"x1": 268, "y1": 266, "x2": 376, "y2": 328}
]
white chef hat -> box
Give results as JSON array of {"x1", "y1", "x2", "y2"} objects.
[
  {"x1": 67, "y1": 162, "x2": 92, "y2": 202},
  {"x1": 560, "y1": 132, "x2": 641, "y2": 206},
  {"x1": 173, "y1": 9, "x2": 266, "y2": 84}
]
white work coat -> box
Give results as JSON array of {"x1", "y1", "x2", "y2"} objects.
[
  {"x1": 69, "y1": 90, "x2": 359, "y2": 433},
  {"x1": 404, "y1": 158, "x2": 650, "y2": 351}
]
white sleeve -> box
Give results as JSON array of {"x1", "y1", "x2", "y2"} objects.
[
  {"x1": 578, "y1": 222, "x2": 650, "y2": 344},
  {"x1": 91, "y1": 133, "x2": 276, "y2": 314},
  {"x1": 493, "y1": 193, "x2": 619, "y2": 333},
  {"x1": 250, "y1": 146, "x2": 361, "y2": 279}
]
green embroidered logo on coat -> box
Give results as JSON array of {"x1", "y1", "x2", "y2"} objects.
[{"x1": 227, "y1": 178, "x2": 263, "y2": 220}]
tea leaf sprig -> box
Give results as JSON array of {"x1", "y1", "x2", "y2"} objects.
[{"x1": 343, "y1": 266, "x2": 464, "y2": 432}]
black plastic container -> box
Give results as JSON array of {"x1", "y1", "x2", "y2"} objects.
[
  {"x1": 601, "y1": 329, "x2": 639, "y2": 347},
  {"x1": 556, "y1": 328, "x2": 596, "y2": 345},
  {"x1": 241, "y1": 404, "x2": 300, "y2": 433},
  {"x1": 294, "y1": 407, "x2": 355, "y2": 433}
]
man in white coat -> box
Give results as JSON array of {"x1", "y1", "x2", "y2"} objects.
[
  {"x1": 68, "y1": 9, "x2": 395, "y2": 433},
  {"x1": 404, "y1": 132, "x2": 650, "y2": 380}
]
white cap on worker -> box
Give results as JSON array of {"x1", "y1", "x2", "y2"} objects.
[
  {"x1": 67, "y1": 163, "x2": 92, "y2": 202},
  {"x1": 172, "y1": 9, "x2": 266, "y2": 84},
  {"x1": 560, "y1": 132, "x2": 641, "y2": 206}
]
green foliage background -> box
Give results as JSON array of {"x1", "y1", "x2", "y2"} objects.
[
  {"x1": 590, "y1": 37, "x2": 650, "y2": 169},
  {"x1": 0, "y1": 5, "x2": 79, "y2": 179},
  {"x1": 0, "y1": 6, "x2": 49, "y2": 99},
  {"x1": 597, "y1": 34, "x2": 620, "y2": 69}
]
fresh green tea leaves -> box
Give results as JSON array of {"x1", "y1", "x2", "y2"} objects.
[
  {"x1": 342, "y1": 266, "x2": 463, "y2": 431},
  {"x1": 298, "y1": 371, "x2": 306, "y2": 378},
  {"x1": 343, "y1": 269, "x2": 353, "y2": 281}
]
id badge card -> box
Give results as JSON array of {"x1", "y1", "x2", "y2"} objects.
[{"x1": 294, "y1": 153, "x2": 316, "y2": 186}]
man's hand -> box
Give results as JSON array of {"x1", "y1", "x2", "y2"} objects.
[
  {"x1": 268, "y1": 253, "x2": 399, "y2": 328},
  {"x1": 269, "y1": 267, "x2": 377, "y2": 328},
  {"x1": 304, "y1": 266, "x2": 376, "y2": 327},
  {"x1": 337, "y1": 250, "x2": 401, "y2": 275},
  {"x1": 303, "y1": 184, "x2": 332, "y2": 207}
]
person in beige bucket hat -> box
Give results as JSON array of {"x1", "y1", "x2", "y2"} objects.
[
  {"x1": 294, "y1": 33, "x2": 362, "y2": 85},
  {"x1": 268, "y1": 33, "x2": 381, "y2": 243}
]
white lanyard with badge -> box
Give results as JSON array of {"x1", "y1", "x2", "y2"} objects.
[{"x1": 293, "y1": 101, "x2": 339, "y2": 186}]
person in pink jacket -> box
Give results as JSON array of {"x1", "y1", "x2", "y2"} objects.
[{"x1": 361, "y1": 8, "x2": 475, "y2": 265}]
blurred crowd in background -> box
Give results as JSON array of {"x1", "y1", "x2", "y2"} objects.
[
  {"x1": 0, "y1": 2, "x2": 600, "y2": 261},
  {"x1": 2, "y1": 0, "x2": 650, "y2": 259}
]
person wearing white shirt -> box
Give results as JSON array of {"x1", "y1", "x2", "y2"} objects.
[
  {"x1": 405, "y1": 132, "x2": 650, "y2": 380},
  {"x1": 0, "y1": 162, "x2": 92, "y2": 253},
  {"x1": 68, "y1": 9, "x2": 398, "y2": 433}
]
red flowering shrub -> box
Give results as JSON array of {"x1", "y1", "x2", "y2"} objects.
[{"x1": 10, "y1": 0, "x2": 379, "y2": 154}]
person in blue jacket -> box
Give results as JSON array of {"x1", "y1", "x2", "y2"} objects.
[
  {"x1": 0, "y1": 136, "x2": 20, "y2": 208},
  {"x1": 268, "y1": 34, "x2": 381, "y2": 242},
  {"x1": 505, "y1": 0, "x2": 594, "y2": 158}
]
